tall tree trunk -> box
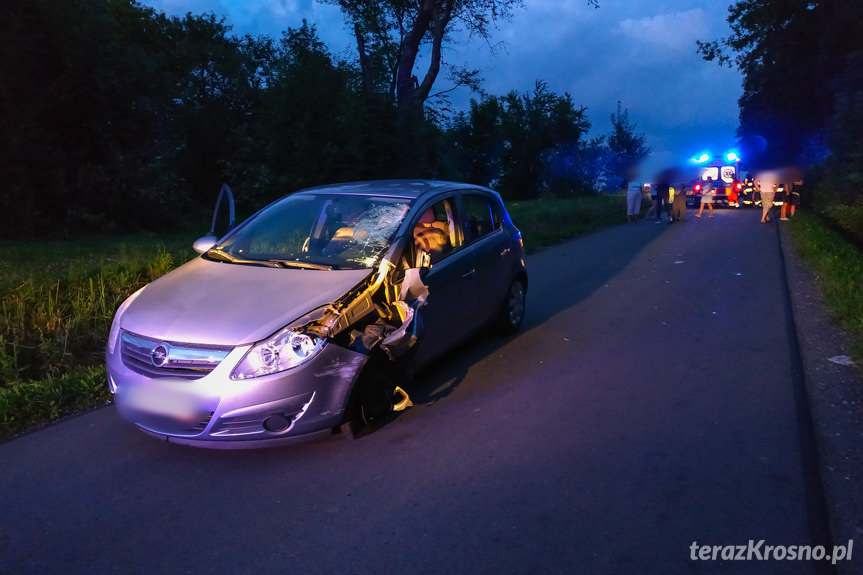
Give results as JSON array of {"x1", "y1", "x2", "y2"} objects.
[
  {"x1": 354, "y1": 23, "x2": 373, "y2": 95},
  {"x1": 395, "y1": 0, "x2": 435, "y2": 131},
  {"x1": 394, "y1": 0, "x2": 454, "y2": 132}
]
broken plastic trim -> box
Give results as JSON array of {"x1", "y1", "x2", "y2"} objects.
[
  {"x1": 304, "y1": 258, "x2": 396, "y2": 340},
  {"x1": 295, "y1": 245, "x2": 431, "y2": 410},
  {"x1": 392, "y1": 386, "x2": 413, "y2": 411},
  {"x1": 302, "y1": 256, "x2": 429, "y2": 350}
]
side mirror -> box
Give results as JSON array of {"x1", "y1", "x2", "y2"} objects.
[
  {"x1": 194, "y1": 183, "x2": 237, "y2": 254},
  {"x1": 193, "y1": 235, "x2": 218, "y2": 254}
]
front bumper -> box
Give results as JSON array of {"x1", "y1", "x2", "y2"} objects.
[{"x1": 107, "y1": 341, "x2": 368, "y2": 447}]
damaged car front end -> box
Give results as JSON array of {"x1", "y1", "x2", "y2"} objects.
[{"x1": 106, "y1": 180, "x2": 527, "y2": 448}]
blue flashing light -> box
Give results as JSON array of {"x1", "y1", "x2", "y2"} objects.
[
  {"x1": 726, "y1": 151, "x2": 740, "y2": 162},
  {"x1": 691, "y1": 153, "x2": 711, "y2": 163}
]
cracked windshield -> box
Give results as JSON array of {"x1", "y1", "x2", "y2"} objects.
[{"x1": 213, "y1": 194, "x2": 412, "y2": 270}]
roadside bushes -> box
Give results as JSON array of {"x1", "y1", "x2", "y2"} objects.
[
  {"x1": 506, "y1": 195, "x2": 625, "y2": 251},
  {"x1": 818, "y1": 200, "x2": 863, "y2": 249},
  {"x1": 0, "y1": 237, "x2": 192, "y2": 439},
  {"x1": 0, "y1": 367, "x2": 109, "y2": 437},
  {"x1": 0, "y1": 248, "x2": 176, "y2": 382}
]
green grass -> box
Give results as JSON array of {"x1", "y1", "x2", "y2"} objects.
[
  {"x1": 0, "y1": 231, "x2": 198, "y2": 293},
  {"x1": 0, "y1": 366, "x2": 110, "y2": 435},
  {"x1": 0, "y1": 231, "x2": 199, "y2": 438},
  {"x1": 0, "y1": 194, "x2": 627, "y2": 439},
  {"x1": 788, "y1": 212, "x2": 863, "y2": 363},
  {"x1": 506, "y1": 194, "x2": 627, "y2": 252}
]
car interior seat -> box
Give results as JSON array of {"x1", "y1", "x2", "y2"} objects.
[{"x1": 413, "y1": 208, "x2": 451, "y2": 264}]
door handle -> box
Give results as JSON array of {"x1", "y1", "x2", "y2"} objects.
[
  {"x1": 462, "y1": 268, "x2": 476, "y2": 279},
  {"x1": 499, "y1": 247, "x2": 511, "y2": 257}
]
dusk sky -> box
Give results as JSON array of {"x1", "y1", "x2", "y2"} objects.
[{"x1": 144, "y1": 0, "x2": 744, "y2": 181}]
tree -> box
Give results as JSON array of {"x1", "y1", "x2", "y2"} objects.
[
  {"x1": 697, "y1": 0, "x2": 863, "y2": 243},
  {"x1": 322, "y1": 0, "x2": 524, "y2": 131},
  {"x1": 445, "y1": 97, "x2": 505, "y2": 187},
  {"x1": 606, "y1": 102, "x2": 649, "y2": 192},
  {"x1": 547, "y1": 135, "x2": 608, "y2": 195},
  {"x1": 0, "y1": 0, "x2": 608, "y2": 235},
  {"x1": 167, "y1": 13, "x2": 267, "y2": 208},
  {"x1": 695, "y1": 0, "x2": 861, "y2": 168},
  {"x1": 254, "y1": 21, "x2": 387, "y2": 196},
  {"x1": 0, "y1": 1, "x2": 276, "y2": 234},
  {"x1": 0, "y1": 0, "x2": 186, "y2": 233},
  {"x1": 446, "y1": 82, "x2": 593, "y2": 198}
]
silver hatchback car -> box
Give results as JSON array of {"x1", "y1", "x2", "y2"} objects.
[{"x1": 106, "y1": 180, "x2": 527, "y2": 447}]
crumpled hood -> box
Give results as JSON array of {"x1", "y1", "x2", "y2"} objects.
[{"x1": 120, "y1": 257, "x2": 372, "y2": 345}]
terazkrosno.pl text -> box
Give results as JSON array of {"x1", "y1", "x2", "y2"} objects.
[{"x1": 690, "y1": 540, "x2": 853, "y2": 565}]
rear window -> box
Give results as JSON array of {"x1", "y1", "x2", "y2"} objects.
[{"x1": 462, "y1": 194, "x2": 500, "y2": 242}]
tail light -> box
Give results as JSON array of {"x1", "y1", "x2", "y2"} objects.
[{"x1": 694, "y1": 183, "x2": 702, "y2": 193}]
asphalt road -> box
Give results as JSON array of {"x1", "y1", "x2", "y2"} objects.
[{"x1": 0, "y1": 208, "x2": 839, "y2": 574}]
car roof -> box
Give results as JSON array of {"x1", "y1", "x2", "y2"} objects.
[{"x1": 293, "y1": 179, "x2": 495, "y2": 200}]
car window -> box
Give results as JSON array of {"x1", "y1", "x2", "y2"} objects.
[
  {"x1": 213, "y1": 194, "x2": 411, "y2": 270},
  {"x1": 412, "y1": 198, "x2": 459, "y2": 266},
  {"x1": 462, "y1": 194, "x2": 500, "y2": 243}
]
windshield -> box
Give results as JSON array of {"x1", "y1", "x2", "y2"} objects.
[{"x1": 210, "y1": 193, "x2": 412, "y2": 270}]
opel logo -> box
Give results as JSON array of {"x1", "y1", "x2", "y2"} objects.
[{"x1": 151, "y1": 343, "x2": 170, "y2": 367}]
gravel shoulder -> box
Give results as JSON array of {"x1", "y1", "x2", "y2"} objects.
[{"x1": 780, "y1": 223, "x2": 863, "y2": 574}]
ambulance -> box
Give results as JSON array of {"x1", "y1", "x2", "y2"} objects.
[{"x1": 686, "y1": 162, "x2": 743, "y2": 208}]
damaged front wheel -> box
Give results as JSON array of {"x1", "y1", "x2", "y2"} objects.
[
  {"x1": 358, "y1": 371, "x2": 395, "y2": 429},
  {"x1": 338, "y1": 364, "x2": 396, "y2": 439}
]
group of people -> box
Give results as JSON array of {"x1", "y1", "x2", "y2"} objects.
[
  {"x1": 625, "y1": 172, "x2": 691, "y2": 224},
  {"x1": 625, "y1": 178, "x2": 702, "y2": 224},
  {"x1": 753, "y1": 171, "x2": 802, "y2": 224},
  {"x1": 625, "y1": 172, "x2": 803, "y2": 224}
]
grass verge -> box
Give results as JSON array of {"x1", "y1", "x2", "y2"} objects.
[
  {"x1": 507, "y1": 194, "x2": 626, "y2": 252},
  {"x1": 788, "y1": 212, "x2": 863, "y2": 362},
  {"x1": 0, "y1": 196, "x2": 627, "y2": 440},
  {"x1": 0, "y1": 231, "x2": 199, "y2": 439},
  {"x1": 0, "y1": 366, "x2": 110, "y2": 437}
]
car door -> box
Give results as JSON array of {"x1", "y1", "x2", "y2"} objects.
[
  {"x1": 459, "y1": 192, "x2": 513, "y2": 322},
  {"x1": 409, "y1": 196, "x2": 480, "y2": 368}
]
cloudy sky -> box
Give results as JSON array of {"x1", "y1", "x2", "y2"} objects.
[{"x1": 144, "y1": 0, "x2": 744, "y2": 181}]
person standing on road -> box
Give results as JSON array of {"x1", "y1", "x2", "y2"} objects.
[
  {"x1": 781, "y1": 179, "x2": 803, "y2": 220},
  {"x1": 756, "y1": 170, "x2": 780, "y2": 223},
  {"x1": 645, "y1": 184, "x2": 657, "y2": 220},
  {"x1": 627, "y1": 184, "x2": 642, "y2": 223},
  {"x1": 672, "y1": 183, "x2": 687, "y2": 222},
  {"x1": 654, "y1": 177, "x2": 672, "y2": 223},
  {"x1": 695, "y1": 177, "x2": 715, "y2": 218}
]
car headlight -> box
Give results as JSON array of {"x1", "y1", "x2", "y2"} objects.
[{"x1": 231, "y1": 327, "x2": 325, "y2": 380}]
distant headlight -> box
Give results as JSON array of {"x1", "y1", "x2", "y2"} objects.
[{"x1": 230, "y1": 327, "x2": 325, "y2": 380}]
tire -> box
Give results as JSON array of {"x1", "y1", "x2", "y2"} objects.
[
  {"x1": 337, "y1": 380, "x2": 391, "y2": 440},
  {"x1": 494, "y1": 277, "x2": 526, "y2": 335},
  {"x1": 347, "y1": 364, "x2": 395, "y2": 433}
]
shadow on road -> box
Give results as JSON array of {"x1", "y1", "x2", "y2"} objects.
[{"x1": 404, "y1": 219, "x2": 667, "y2": 407}]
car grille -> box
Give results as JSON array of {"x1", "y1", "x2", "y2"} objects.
[{"x1": 120, "y1": 331, "x2": 232, "y2": 380}]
